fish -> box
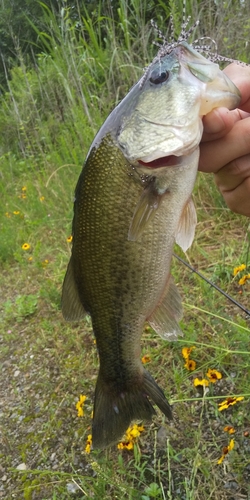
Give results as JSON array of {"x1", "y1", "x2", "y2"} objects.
[{"x1": 62, "y1": 35, "x2": 240, "y2": 449}]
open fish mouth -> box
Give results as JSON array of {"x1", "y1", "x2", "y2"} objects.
[{"x1": 138, "y1": 155, "x2": 180, "y2": 168}]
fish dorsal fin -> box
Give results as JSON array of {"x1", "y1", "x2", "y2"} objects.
[
  {"x1": 175, "y1": 197, "x2": 197, "y2": 252},
  {"x1": 128, "y1": 183, "x2": 162, "y2": 241},
  {"x1": 147, "y1": 275, "x2": 183, "y2": 341},
  {"x1": 61, "y1": 257, "x2": 86, "y2": 321}
]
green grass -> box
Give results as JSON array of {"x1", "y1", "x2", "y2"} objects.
[{"x1": 1, "y1": 1, "x2": 250, "y2": 499}]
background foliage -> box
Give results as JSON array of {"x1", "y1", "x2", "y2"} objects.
[{"x1": 0, "y1": 1, "x2": 250, "y2": 499}]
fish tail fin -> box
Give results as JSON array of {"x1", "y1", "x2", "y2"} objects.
[{"x1": 92, "y1": 370, "x2": 172, "y2": 449}]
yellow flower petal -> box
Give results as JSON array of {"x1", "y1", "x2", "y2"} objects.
[
  {"x1": 76, "y1": 406, "x2": 84, "y2": 417},
  {"x1": 184, "y1": 359, "x2": 196, "y2": 371},
  {"x1": 217, "y1": 454, "x2": 225, "y2": 464},
  {"x1": 182, "y1": 346, "x2": 195, "y2": 360},
  {"x1": 125, "y1": 442, "x2": 134, "y2": 450},
  {"x1": 193, "y1": 377, "x2": 209, "y2": 387},
  {"x1": 76, "y1": 394, "x2": 87, "y2": 417},
  {"x1": 218, "y1": 396, "x2": 244, "y2": 411},
  {"x1": 233, "y1": 264, "x2": 246, "y2": 276},
  {"x1": 79, "y1": 395, "x2": 86, "y2": 405},
  {"x1": 223, "y1": 426, "x2": 235, "y2": 435},
  {"x1": 141, "y1": 354, "x2": 151, "y2": 364},
  {"x1": 206, "y1": 369, "x2": 222, "y2": 383},
  {"x1": 239, "y1": 274, "x2": 250, "y2": 286},
  {"x1": 85, "y1": 434, "x2": 92, "y2": 453},
  {"x1": 22, "y1": 243, "x2": 31, "y2": 251},
  {"x1": 117, "y1": 423, "x2": 144, "y2": 450}
]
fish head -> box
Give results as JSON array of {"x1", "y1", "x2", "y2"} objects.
[{"x1": 117, "y1": 41, "x2": 241, "y2": 168}]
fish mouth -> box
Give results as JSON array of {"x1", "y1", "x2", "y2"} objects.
[{"x1": 138, "y1": 155, "x2": 179, "y2": 168}]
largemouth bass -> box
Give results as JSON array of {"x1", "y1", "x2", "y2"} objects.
[{"x1": 62, "y1": 39, "x2": 240, "y2": 449}]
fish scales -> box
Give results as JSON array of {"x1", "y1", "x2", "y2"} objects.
[
  {"x1": 62, "y1": 39, "x2": 241, "y2": 449},
  {"x1": 73, "y1": 135, "x2": 177, "y2": 375}
]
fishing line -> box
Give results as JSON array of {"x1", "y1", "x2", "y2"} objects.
[{"x1": 173, "y1": 253, "x2": 250, "y2": 318}]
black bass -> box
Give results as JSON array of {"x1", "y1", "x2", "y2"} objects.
[{"x1": 62, "y1": 39, "x2": 240, "y2": 449}]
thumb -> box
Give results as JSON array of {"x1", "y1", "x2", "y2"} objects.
[{"x1": 202, "y1": 107, "x2": 246, "y2": 141}]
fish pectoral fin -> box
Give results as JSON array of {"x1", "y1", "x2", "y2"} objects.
[
  {"x1": 148, "y1": 275, "x2": 183, "y2": 340},
  {"x1": 175, "y1": 197, "x2": 197, "y2": 252},
  {"x1": 61, "y1": 257, "x2": 86, "y2": 321},
  {"x1": 128, "y1": 182, "x2": 162, "y2": 241}
]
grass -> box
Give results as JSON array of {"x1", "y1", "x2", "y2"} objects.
[{"x1": 1, "y1": 0, "x2": 250, "y2": 498}]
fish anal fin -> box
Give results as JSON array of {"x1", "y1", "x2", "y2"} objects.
[
  {"x1": 175, "y1": 197, "x2": 197, "y2": 252},
  {"x1": 92, "y1": 369, "x2": 172, "y2": 449},
  {"x1": 61, "y1": 257, "x2": 86, "y2": 321},
  {"x1": 128, "y1": 183, "x2": 162, "y2": 241},
  {"x1": 148, "y1": 275, "x2": 183, "y2": 341}
]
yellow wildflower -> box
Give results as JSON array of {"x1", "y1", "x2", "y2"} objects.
[
  {"x1": 141, "y1": 354, "x2": 151, "y2": 364},
  {"x1": 218, "y1": 396, "x2": 244, "y2": 412},
  {"x1": 223, "y1": 425, "x2": 235, "y2": 435},
  {"x1": 206, "y1": 369, "x2": 222, "y2": 383},
  {"x1": 128, "y1": 425, "x2": 144, "y2": 439},
  {"x1": 40, "y1": 196, "x2": 45, "y2": 201},
  {"x1": 13, "y1": 211, "x2": 20, "y2": 215},
  {"x1": 182, "y1": 346, "x2": 195, "y2": 360},
  {"x1": 193, "y1": 377, "x2": 209, "y2": 387},
  {"x1": 184, "y1": 359, "x2": 196, "y2": 371},
  {"x1": 233, "y1": 264, "x2": 246, "y2": 276},
  {"x1": 5, "y1": 212, "x2": 11, "y2": 218},
  {"x1": 42, "y1": 259, "x2": 49, "y2": 267},
  {"x1": 85, "y1": 434, "x2": 92, "y2": 453},
  {"x1": 21, "y1": 186, "x2": 27, "y2": 191},
  {"x1": 22, "y1": 243, "x2": 31, "y2": 251},
  {"x1": 67, "y1": 235, "x2": 73, "y2": 243},
  {"x1": 117, "y1": 424, "x2": 144, "y2": 450},
  {"x1": 76, "y1": 394, "x2": 86, "y2": 417},
  {"x1": 217, "y1": 439, "x2": 235, "y2": 464},
  {"x1": 238, "y1": 274, "x2": 250, "y2": 286},
  {"x1": 118, "y1": 441, "x2": 134, "y2": 450}
]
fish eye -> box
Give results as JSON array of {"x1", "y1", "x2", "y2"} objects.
[{"x1": 149, "y1": 70, "x2": 169, "y2": 85}]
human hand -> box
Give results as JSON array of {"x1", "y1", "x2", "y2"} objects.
[{"x1": 199, "y1": 63, "x2": 250, "y2": 217}]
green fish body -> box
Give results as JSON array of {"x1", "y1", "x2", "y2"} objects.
[{"x1": 62, "y1": 41, "x2": 240, "y2": 448}]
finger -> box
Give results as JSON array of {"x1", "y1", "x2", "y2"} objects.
[
  {"x1": 223, "y1": 63, "x2": 250, "y2": 111},
  {"x1": 214, "y1": 155, "x2": 250, "y2": 217},
  {"x1": 215, "y1": 154, "x2": 250, "y2": 191},
  {"x1": 215, "y1": 174, "x2": 250, "y2": 217},
  {"x1": 202, "y1": 107, "x2": 248, "y2": 142},
  {"x1": 199, "y1": 117, "x2": 250, "y2": 173}
]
